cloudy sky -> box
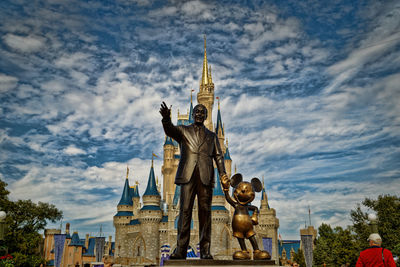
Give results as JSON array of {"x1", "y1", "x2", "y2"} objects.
[{"x1": 1, "y1": 0, "x2": 399, "y2": 240}]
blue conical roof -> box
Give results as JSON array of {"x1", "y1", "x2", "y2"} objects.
[
  {"x1": 224, "y1": 147, "x2": 231, "y2": 160},
  {"x1": 261, "y1": 186, "x2": 270, "y2": 209},
  {"x1": 133, "y1": 184, "x2": 140, "y2": 198},
  {"x1": 173, "y1": 184, "x2": 180, "y2": 206},
  {"x1": 118, "y1": 178, "x2": 133, "y2": 206},
  {"x1": 69, "y1": 232, "x2": 83, "y2": 246},
  {"x1": 164, "y1": 136, "x2": 174, "y2": 146},
  {"x1": 213, "y1": 168, "x2": 224, "y2": 196},
  {"x1": 215, "y1": 108, "x2": 224, "y2": 135},
  {"x1": 143, "y1": 164, "x2": 160, "y2": 196},
  {"x1": 129, "y1": 187, "x2": 135, "y2": 198}
]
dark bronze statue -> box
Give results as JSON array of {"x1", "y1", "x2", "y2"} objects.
[
  {"x1": 160, "y1": 101, "x2": 228, "y2": 260},
  {"x1": 221, "y1": 173, "x2": 271, "y2": 260}
]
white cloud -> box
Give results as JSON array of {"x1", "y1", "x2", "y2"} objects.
[
  {"x1": 0, "y1": 73, "x2": 18, "y2": 93},
  {"x1": 3, "y1": 34, "x2": 45, "y2": 53},
  {"x1": 64, "y1": 145, "x2": 86, "y2": 155}
]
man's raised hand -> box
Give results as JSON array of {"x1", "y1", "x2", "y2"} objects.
[{"x1": 160, "y1": 101, "x2": 171, "y2": 119}]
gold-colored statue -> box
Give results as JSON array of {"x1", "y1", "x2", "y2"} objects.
[{"x1": 221, "y1": 173, "x2": 271, "y2": 260}]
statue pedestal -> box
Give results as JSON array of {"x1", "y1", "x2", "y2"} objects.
[{"x1": 164, "y1": 259, "x2": 278, "y2": 267}]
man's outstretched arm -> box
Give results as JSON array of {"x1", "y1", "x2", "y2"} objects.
[
  {"x1": 160, "y1": 101, "x2": 182, "y2": 142},
  {"x1": 213, "y1": 135, "x2": 226, "y2": 177}
]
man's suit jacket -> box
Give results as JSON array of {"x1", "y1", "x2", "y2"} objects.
[{"x1": 162, "y1": 118, "x2": 226, "y2": 186}]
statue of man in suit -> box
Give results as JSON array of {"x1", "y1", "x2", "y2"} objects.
[{"x1": 160, "y1": 101, "x2": 228, "y2": 260}]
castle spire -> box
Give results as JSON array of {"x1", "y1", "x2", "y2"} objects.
[
  {"x1": 143, "y1": 161, "x2": 160, "y2": 197},
  {"x1": 133, "y1": 181, "x2": 140, "y2": 198},
  {"x1": 197, "y1": 35, "x2": 214, "y2": 130},
  {"x1": 201, "y1": 35, "x2": 209, "y2": 86},
  {"x1": 260, "y1": 175, "x2": 270, "y2": 209},
  {"x1": 224, "y1": 139, "x2": 231, "y2": 160},
  {"x1": 151, "y1": 152, "x2": 158, "y2": 168},
  {"x1": 126, "y1": 165, "x2": 129, "y2": 179},
  {"x1": 215, "y1": 97, "x2": 224, "y2": 136},
  {"x1": 118, "y1": 175, "x2": 133, "y2": 206},
  {"x1": 208, "y1": 65, "x2": 213, "y2": 84}
]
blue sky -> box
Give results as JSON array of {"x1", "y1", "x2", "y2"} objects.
[{"x1": 0, "y1": 0, "x2": 399, "y2": 239}]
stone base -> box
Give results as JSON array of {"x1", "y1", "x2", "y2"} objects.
[{"x1": 164, "y1": 259, "x2": 277, "y2": 266}]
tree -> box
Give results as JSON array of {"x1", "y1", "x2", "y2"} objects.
[
  {"x1": 313, "y1": 195, "x2": 400, "y2": 267},
  {"x1": 313, "y1": 223, "x2": 335, "y2": 266},
  {"x1": 313, "y1": 224, "x2": 359, "y2": 266},
  {"x1": 0, "y1": 179, "x2": 63, "y2": 266},
  {"x1": 292, "y1": 247, "x2": 306, "y2": 267},
  {"x1": 331, "y1": 226, "x2": 358, "y2": 266},
  {"x1": 351, "y1": 195, "x2": 400, "y2": 253}
]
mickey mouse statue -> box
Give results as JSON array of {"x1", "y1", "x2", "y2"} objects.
[{"x1": 221, "y1": 173, "x2": 271, "y2": 260}]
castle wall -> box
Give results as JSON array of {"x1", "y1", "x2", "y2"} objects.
[{"x1": 139, "y1": 210, "x2": 162, "y2": 264}]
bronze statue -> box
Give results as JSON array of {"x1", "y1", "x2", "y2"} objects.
[
  {"x1": 160, "y1": 101, "x2": 228, "y2": 260},
  {"x1": 221, "y1": 173, "x2": 271, "y2": 260}
]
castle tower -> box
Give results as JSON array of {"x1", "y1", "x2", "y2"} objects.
[
  {"x1": 67, "y1": 232, "x2": 83, "y2": 267},
  {"x1": 260, "y1": 177, "x2": 270, "y2": 210},
  {"x1": 139, "y1": 160, "x2": 162, "y2": 264},
  {"x1": 132, "y1": 181, "x2": 140, "y2": 219},
  {"x1": 43, "y1": 228, "x2": 61, "y2": 263},
  {"x1": 162, "y1": 136, "x2": 175, "y2": 206},
  {"x1": 113, "y1": 172, "x2": 134, "y2": 257},
  {"x1": 258, "y1": 177, "x2": 280, "y2": 264},
  {"x1": 197, "y1": 35, "x2": 214, "y2": 131},
  {"x1": 211, "y1": 169, "x2": 230, "y2": 258},
  {"x1": 66, "y1": 222, "x2": 70, "y2": 237}
]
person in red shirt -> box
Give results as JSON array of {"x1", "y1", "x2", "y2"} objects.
[{"x1": 356, "y1": 233, "x2": 396, "y2": 267}]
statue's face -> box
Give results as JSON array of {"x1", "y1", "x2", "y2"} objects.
[
  {"x1": 233, "y1": 181, "x2": 255, "y2": 205},
  {"x1": 193, "y1": 105, "x2": 207, "y2": 124}
]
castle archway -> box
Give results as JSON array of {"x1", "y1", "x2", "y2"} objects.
[
  {"x1": 219, "y1": 225, "x2": 231, "y2": 255},
  {"x1": 132, "y1": 234, "x2": 146, "y2": 258}
]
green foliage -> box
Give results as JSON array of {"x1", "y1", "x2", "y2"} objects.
[
  {"x1": 314, "y1": 195, "x2": 400, "y2": 267},
  {"x1": 11, "y1": 252, "x2": 44, "y2": 267},
  {"x1": 313, "y1": 224, "x2": 358, "y2": 266},
  {"x1": 292, "y1": 247, "x2": 306, "y2": 267},
  {"x1": 0, "y1": 179, "x2": 63, "y2": 266},
  {"x1": 351, "y1": 195, "x2": 400, "y2": 253}
]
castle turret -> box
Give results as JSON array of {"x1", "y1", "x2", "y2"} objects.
[
  {"x1": 115, "y1": 170, "x2": 134, "y2": 221},
  {"x1": 260, "y1": 177, "x2": 270, "y2": 210},
  {"x1": 162, "y1": 136, "x2": 175, "y2": 206},
  {"x1": 43, "y1": 228, "x2": 61, "y2": 263},
  {"x1": 132, "y1": 181, "x2": 141, "y2": 219},
  {"x1": 197, "y1": 35, "x2": 214, "y2": 131},
  {"x1": 67, "y1": 232, "x2": 83, "y2": 266},
  {"x1": 66, "y1": 222, "x2": 71, "y2": 238},
  {"x1": 139, "y1": 160, "x2": 162, "y2": 264},
  {"x1": 258, "y1": 176, "x2": 280, "y2": 264},
  {"x1": 114, "y1": 170, "x2": 134, "y2": 258}
]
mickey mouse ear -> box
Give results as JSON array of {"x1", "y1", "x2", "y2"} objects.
[
  {"x1": 230, "y1": 173, "x2": 243, "y2": 188},
  {"x1": 251, "y1": 178, "x2": 262, "y2": 192}
]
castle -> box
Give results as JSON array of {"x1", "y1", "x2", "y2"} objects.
[{"x1": 113, "y1": 38, "x2": 280, "y2": 266}]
